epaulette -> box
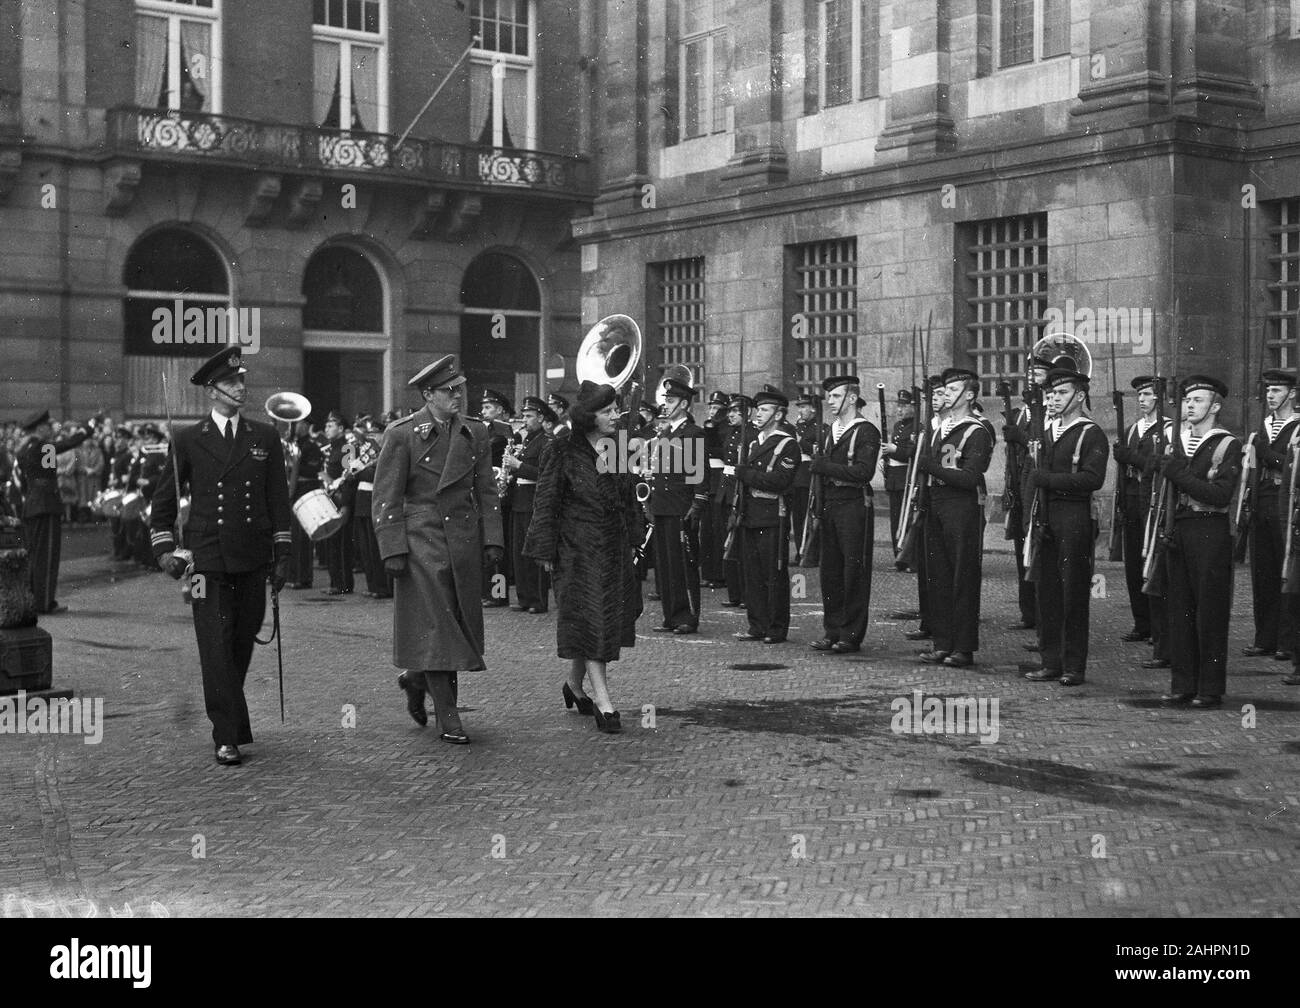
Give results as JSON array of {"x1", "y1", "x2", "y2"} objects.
[{"x1": 387, "y1": 411, "x2": 416, "y2": 429}]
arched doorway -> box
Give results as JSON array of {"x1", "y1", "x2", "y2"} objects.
[
  {"x1": 460, "y1": 252, "x2": 541, "y2": 410},
  {"x1": 301, "y1": 244, "x2": 389, "y2": 424},
  {"x1": 122, "y1": 227, "x2": 232, "y2": 417}
]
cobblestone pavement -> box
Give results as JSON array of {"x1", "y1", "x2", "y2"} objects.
[{"x1": 2, "y1": 535, "x2": 1298, "y2": 918}]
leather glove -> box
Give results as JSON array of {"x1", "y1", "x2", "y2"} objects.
[
  {"x1": 809, "y1": 457, "x2": 829, "y2": 475},
  {"x1": 684, "y1": 503, "x2": 703, "y2": 529},
  {"x1": 160, "y1": 552, "x2": 188, "y2": 580},
  {"x1": 270, "y1": 555, "x2": 290, "y2": 593},
  {"x1": 1003, "y1": 425, "x2": 1026, "y2": 446},
  {"x1": 384, "y1": 555, "x2": 409, "y2": 577},
  {"x1": 485, "y1": 545, "x2": 504, "y2": 566},
  {"x1": 1162, "y1": 455, "x2": 1189, "y2": 481},
  {"x1": 1112, "y1": 443, "x2": 1129, "y2": 463}
]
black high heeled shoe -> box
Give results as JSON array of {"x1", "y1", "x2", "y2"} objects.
[
  {"x1": 562, "y1": 682, "x2": 595, "y2": 715},
  {"x1": 593, "y1": 708, "x2": 622, "y2": 733}
]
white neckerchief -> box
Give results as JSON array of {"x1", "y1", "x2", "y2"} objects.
[{"x1": 211, "y1": 409, "x2": 239, "y2": 439}]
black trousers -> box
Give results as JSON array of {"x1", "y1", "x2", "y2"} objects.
[
  {"x1": 1250, "y1": 492, "x2": 1295, "y2": 652},
  {"x1": 326, "y1": 523, "x2": 354, "y2": 592},
  {"x1": 353, "y1": 513, "x2": 390, "y2": 596},
  {"x1": 110, "y1": 516, "x2": 130, "y2": 560},
  {"x1": 511, "y1": 509, "x2": 550, "y2": 610},
  {"x1": 483, "y1": 503, "x2": 511, "y2": 602},
  {"x1": 915, "y1": 521, "x2": 929, "y2": 632},
  {"x1": 740, "y1": 519, "x2": 788, "y2": 638},
  {"x1": 1168, "y1": 515, "x2": 1233, "y2": 699},
  {"x1": 191, "y1": 568, "x2": 266, "y2": 746},
  {"x1": 288, "y1": 484, "x2": 317, "y2": 587},
  {"x1": 653, "y1": 514, "x2": 700, "y2": 628},
  {"x1": 24, "y1": 514, "x2": 61, "y2": 613},
  {"x1": 924, "y1": 491, "x2": 982, "y2": 654},
  {"x1": 1120, "y1": 496, "x2": 1150, "y2": 636},
  {"x1": 707, "y1": 497, "x2": 729, "y2": 583},
  {"x1": 1037, "y1": 500, "x2": 1094, "y2": 676},
  {"x1": 820, "y1": 499, "x2": 873, "y2": 646}
]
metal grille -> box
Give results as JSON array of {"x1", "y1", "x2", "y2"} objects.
[
  {"x1": 653, "y1": 258, "x2": 707, "y2": 390},
  {"x1": 793, "y1": 239, "x2": 858, "y2": 397},
  {"x1": 963, "y1": 213, "x2": 1048, "y2": 396},
  {"x1": 1267, "y1": 198, "x2": 1300, "y2": 370}
]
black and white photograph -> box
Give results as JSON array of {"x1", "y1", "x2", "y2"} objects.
[{"x1": 0, "y1": 0, "x2": 1295, "y2": 941}]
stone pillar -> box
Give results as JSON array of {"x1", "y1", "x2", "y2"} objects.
[
  {"x1": 593, "y1": 0, "x2": 650, "y2": 212},
  {"x1": 721, "y1": 0, "x2": 788, "y2": 191},
  {"x1": 875, "y1": 0, "x2": 955, "y2": 160},
  {"x1": 1170, "y1": 0, "x2": 1261, "y2": 124}
]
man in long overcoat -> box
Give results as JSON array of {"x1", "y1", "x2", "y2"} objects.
[{"x1": 373, "y1": 355, "x2": 503, "y2": 745}]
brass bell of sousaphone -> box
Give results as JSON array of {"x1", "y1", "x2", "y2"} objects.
[
  {"x1": 1030, "y1": 331, "x2": 1093, "y2": 378},
  {"x1": 265, "y1": 391, "x2": 313, "y2": 426},
  {"x1": 577, "y1": 315, "x2": 642, "y2": 392}
]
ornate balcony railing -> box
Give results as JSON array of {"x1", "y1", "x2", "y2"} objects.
[{"x1": 106, "y1": 107, "x2": 592, "y2": 200}]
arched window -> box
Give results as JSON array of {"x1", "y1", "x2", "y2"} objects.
[
  {"x1": 460, "y1": 252, "x2": 541, "y2": 406},
  {"x1": 302, "y1": 245, "x2": 385, "y2": 333},
  {"x1": 122, "y1": 227, "x2": 231, "y2": 415},
  {"x1": 301, "y1": 245, "x2": 387, "y2": 424}
]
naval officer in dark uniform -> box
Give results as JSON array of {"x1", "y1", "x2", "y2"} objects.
[
  {"x1": 504, "y1": 396, "x2": 554, "y2": 613},
  {"x1": 649, "y1": 377, "x2": 708, "y2": 633},
  {"x1": 150, "y1": 346, "x2": 293, "y2": 766},
  {"x1": 14, "y1": 410, "x2": 89, "y2": 613}
]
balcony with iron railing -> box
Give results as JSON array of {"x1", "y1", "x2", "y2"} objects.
[{"x1": 105, "y1": 106, "x2": 592, "y2": 201}]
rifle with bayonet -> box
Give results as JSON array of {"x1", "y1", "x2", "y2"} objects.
[
  {"x1": 1108, "y1": 343, "x2": 1126, "y2": 562},
  {"x1": 1282, "y1": 332, "x2": 1300, "y2": 593},
  {"x1": 997, "y1": 379, "x2": 1022, "y2": 541},
  {"x1": 896, "y1": 322, "x2": 929, "y2": 565},
  {"x1": 1022, "y1": 371, "x2": 1047, "y2": 584},
  {"x1": 1234, "y1": 336, "x2": 1267, "y2": 564},
  {"x1": 797, "y1": 393, "x2": 825, "y2": 565}
]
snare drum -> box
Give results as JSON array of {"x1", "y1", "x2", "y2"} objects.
[
  {"x1": 121, "y1": 491, "x2": 144, "y2": 522},
  {"x1": 293, "y1": 487, "x2": 345, "y2": 541},
  {"x1": 97, "y1": 489, "x2": 125, "y2": 518}
]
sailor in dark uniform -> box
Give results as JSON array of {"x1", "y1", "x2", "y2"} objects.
[
  {"x1": 108, "y1": 427, "x2": 133, "y2": 560},
  {"x1": 1243, "y1": 369, "x2": 1300, "y2": 661},
  {"x1": 1155, "y1": 376, "x2": 1242, "y2": 709},
  {"x1": 718, "y1": 394, "x2": 754, "y2": 608},
  {"x1": 547, "y1": 393, "x2": 572, "y2": 440},
  {"x1": 287, "y1": 420, "x2": 324, "y2": 588},
  {"x1": 649, "y1": 377, "x2": 708, "y2": 634},
  {"x1": 1111, "y1": 376, "x2": 1161, "y2": 643},
  {"x1": 480, "y1": 389, "x2": 515, "y2": 607},
  {"x1": 1022, "y1": 367, "x2": 1108, "y2": 686},
  {"x1": 701, "y1": 390, "x2": 730, "y2": 586},
  {"x1": 504, "y1": 396, "x2": 555, "y2": 613},
  {"x1": 916, "y1": 368, "x2": 993, "y2": 667},
  {"x1": 808, "y1": 376, "x2": 879, "y2": 654},
  {"x1": 733, "y1": 387, "x2": 800, "y2": 644},
  {"x1": 150, "y1": 346, "x2": 293, "y2": 766},
  {"x1": 1001, "y1": 355, "x2": 1054, "y2": 633},
  {"x1": 790, "y1": 394, "x2": 820, "y2": 565},
  {"x1": 322, "y1": 411, "x2": 354, "y2": 595},
  {"x1": 901, "y1": 376, "x2": 946, "y2": 640},
  {"x1": 130, "y1": 424, "x2": 169, "y2": 569},
  {"x1": 348, "y1": 417, "x2": 390, "y2": 599},
  {"x1": 881, "y1": 389, "x2": 916, "y2": 571},
  {"x1": 14, "y1": 409, "x2": 89, "y2": 613}
]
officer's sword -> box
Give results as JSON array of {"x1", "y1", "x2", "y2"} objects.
[{"x1": 160, "y1": 374, "x2": 194, "y2": 602}]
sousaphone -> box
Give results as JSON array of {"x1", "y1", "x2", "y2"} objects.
[{"x1": 1030, "y1": 331, "x2": 1093, "y2": 378}]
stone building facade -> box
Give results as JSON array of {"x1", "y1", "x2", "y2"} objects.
[
  {"x1": 0, "y1": 0, "x2": 592, "y2": 422},
  {"x1": 575, "y1": 0, "x2": 1300, "y2": 465}
]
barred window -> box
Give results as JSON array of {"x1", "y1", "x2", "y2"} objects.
[
  {"x1": 650, "y1": 258, "x2": 707, "y2": 391},
  {"x1": 997, "y1": 0, "x2": 1069, "y2": 69},
  {"x1": 961, "y1": 214, "x2": 1048, "y2": 396},
  {"x1": 791, "y1": 239, "x2": 858, "y2": 397},
  {"x1": 1267, "y1": 198, "x2": 1300, "y2": 369}
]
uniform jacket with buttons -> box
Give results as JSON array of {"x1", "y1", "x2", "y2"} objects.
[
  {"x1": 149, "y1": 415, "x2": 292, "y2": 573},
  {"x1": 649, "y1": 415, "x2": 709, "y2": 517},
  {"x1": 15, "y1": 427, "x2": 89, "y2": 518},
  {"x1": 510, "y1": 427, "x2": 551, "y2": 513},
  {"x1": 884, "y1": 416, "x2": 916, "y2": 493}
]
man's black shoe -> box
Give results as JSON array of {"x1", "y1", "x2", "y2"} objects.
[
  {"x1": 1006, "y1": 621, "x2": 1036, "y2": 631},
  {"x1": 1023, "y1": 642, "x2": 1041, "y2": 652},
  {"x1": 831, "y1": 641, "x2": 861, "y2": 654},
  {"x1": 904, "y1": 629, "x2": 930, "y2": 641},
  {"x1": 1142, "y1": 658, "x2": 1171, "y2": 669},
  {"x1": 942, "y1": 652, "x2": 974, "y2": 668},
  {"x1": 917, "y1": 650, "x2": 951, "y2": 664},
  {"x1": 1160, "y1": 692, "x2": 1194, "y2": 706},
  {"x1": 888, "y1": 610, "x2": 921, "y2": 621},
  {"x1": 1241, "y1": 645, "x2": 1272, "y2": 657},
  {"x1": 673, "y1": 624, "x2": 698, "y2": 635},
  {"x1": 762, "y1": 636, "x2": 787, "y2": 645},
  {"x1": 1120, "y1": 630, "x2": 1149, "y2": 643},
  {"x1": 733, "y1": 632, "x2": 764, "y2": 641},
  {"x1": 215, "y1": 744, "x2": 242, "y2": 766},
  {"x1": 809, "y1": 638, "x2": 837, "y2": 651},
  {"x1": 719, "y1": 600, "x2": 742, "y2": 607},
  {"x1": 397, "y1": 672, "x2": 428, "y2": 727},
  {"x1": 1190, "y1": 696, "x2": 1222, "y2": 709},
  {"x1": 1060, "y1": 673, "x2": 1085, "y2": 687},
  {"x1": 1023, "y1": 668, "x2": 1061, "y2": 681},
  {"x1": 1275, "y1": 651, "x2": 1294, "y2": 662},
  {"x1": 1281, "y1": 672, "x2": 1300, "y2": 685},
  {"x1": 652, "y1": 625, "x2": 677, "y2": 633}
]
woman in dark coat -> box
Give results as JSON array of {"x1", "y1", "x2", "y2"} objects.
[{"x1": 524, "y1": 381, "x2": 644, "y2": 732}]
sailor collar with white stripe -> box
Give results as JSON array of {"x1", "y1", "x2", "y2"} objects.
[
  {"x1": 1050, "y1": 414, "x2": 1096, "y2": 439},
  {"x1": 1180, "y1": 426, "x2": 1233, "y2": 454}
]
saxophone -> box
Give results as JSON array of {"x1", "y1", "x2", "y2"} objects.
[{"x1": 497, "y1": 439, "x2": 522, "y2": 497}]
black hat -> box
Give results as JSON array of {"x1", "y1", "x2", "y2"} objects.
[
  {"x1": 1261, "y1": 369, "x2": 1296, "y2": 388},
  {"x1": 408, "y1": 355, "x2": 466, "y2": 392},
  {"x1": 574, "y1": 380, "x2": 617, "y2": 414},
  {"x1": 728, "y1": 394, "x2": 754, "y2": 411},
  {"x1": 481, "y1": 388, "x2": 512, "y2": 411},
  {"x1": 821, "y1": 374, "x2": 860, "y2": 394},
  {"x1": 1045, "y1": 367, "x2": 1089, "y2": 390},
  {"x1": 897, "y1": 389, "x2": 914, "y2": 405},
  {"x1": 940, "y1": 367, "x2": 979, "y2": 387},
  {"x1": 20, "y1": 409, "x2": 50, "y2": 432},
  {"x1": 522, "y1": 395, "x2": 558, "y2": 424},
  {"x1": 926, "y1": 374, "x2": 945, "y2": 390},
  {"x1": 190, "y1": 345, "x2": 247, "y2": 387},
  {"x1": 1131, "y1": 375, "x2": 1156, "y2": 392},
  {"x1": 1030, "y1": 353, "x2": 1057, "y2": 370},
  {"x1": 753, "y1": 385, "x2": 789, "y2": 409},
  {"x1": 660, "y1": 378, "x2": 696, "y2": 401},
  {"x1": 112, "y1": 426, "x2": 131, "y2": 440},
  {"x1": 1180, "y1": 375, "x2": 1229, "y2": 399},
  {"x1": 546, "y1": 392, "x2": 569, "y2": 411},
  {"x1": 708, "y1": 390, "x2": 730, "y2": 407},
  {"x1": 793, "y1": 394, "x2": 814, "y2": 407}
]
